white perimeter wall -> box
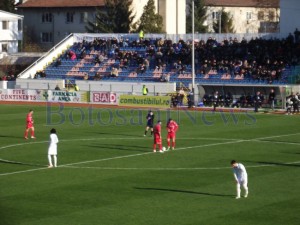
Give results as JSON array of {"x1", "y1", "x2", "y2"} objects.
[
  {"x1": 15, "y1": 79, "x2": 176, "y2": 95},
  {"x1": 75, "y1": 81, "x2": 176, "y2": 95},
  {"x1": 16, "y1": 79, "x2": 65, "y2": 90}
]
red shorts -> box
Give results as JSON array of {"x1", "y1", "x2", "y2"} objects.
[
  {"x1": 154, "y1": 135, "x2": 162, "y2": 144},
  {"x1": 26, "y1": 123, "x2": 33, "y2": 129},
  {"x1": 167, "y1": 133, "x2": 176, "y2": 139}
]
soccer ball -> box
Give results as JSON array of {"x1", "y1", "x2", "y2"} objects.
[{"x1": 162, "y1": 147, "x2": 166, "y2": 151}]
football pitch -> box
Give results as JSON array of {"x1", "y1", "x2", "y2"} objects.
[{"x1": 0, "y1": 104, "x2": 299, "y2": 225}]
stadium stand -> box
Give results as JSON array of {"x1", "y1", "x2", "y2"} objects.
[{"x1": 39, "y1": 35, "x2": 300, "y2": 88}]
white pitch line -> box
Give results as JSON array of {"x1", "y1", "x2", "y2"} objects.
[
  {"x1": 0, "y1": 137, "x2": 239, "y2": 152},
  {"x1": 0, "y1": 141, "x2": 48, "y2": 150},
  {"x1": 0, "y1": 167, "x2": 50, "y2": 176},
  {"x1": 60, "y1": 139, "x2": 244, "y2": 168},
  {"x1": 1, "y1": 133, "x2": 300, "y2": 176},
  {"x1": 62, "y1": 161, "x2": 300, "y2": 171},
  {"x1": 254, "y1": 132, "x2": 300, "y2": 140},
  {"x1": 0, "y1": 139, "x2": 244, "y2": 176},
  {"x1": 253, "y1": 140, "x2": 300, "y2": 146}
]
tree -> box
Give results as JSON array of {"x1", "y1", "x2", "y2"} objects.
[
  {"x1": 85, "y1": 0, "x2": 135, "y2": 33},
  {"x1": 22, "y1": 27, "x2": 45, "y2": 52},
  {"x1": 213, "y1": 10, "x2": 235, "y2": 33},
  {"x1": 186, "y1": 0, "x2": 208, "y2": 33},
  {"x1": 114, "y1": 0, "x2": 135, "y2": 33},
  {"x1": 133, "y1": 0, "x2": 163, "y2": 33},
  {"x1": 85, "y1": 1, "x2": 115, "y2": 33},
  {"x1": 0, "y1": 0, "x2": 15, "y2": 13}
]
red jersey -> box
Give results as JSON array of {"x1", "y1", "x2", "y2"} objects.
[
  {"x1": 167, "y1": 121, "x2": 178, "y2": 134},
  {"x1": 154, "y1": 123, "x2": 161, "y2": 135},
  {"x1": 26, "y1": 113, "x2": 34, "y2": 128},
  {"x1": 153, "y1": 123, "x2": 162, "y2": 144}
]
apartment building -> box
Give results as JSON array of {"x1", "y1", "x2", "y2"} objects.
[
  {"x1": 17, "y1": 0, "x2": 186, "y2": 49},
  {"x1": 187, "y1": 0, "x2": 280, "y2": 33},
  {"x1": 0, "y1": 10, "x2": 24, "y2": 58}
]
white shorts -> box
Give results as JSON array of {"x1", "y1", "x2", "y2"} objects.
[
  {"x1": 48, "y1": 145, "x2": 57, "y2": 155},
  {"x1": 238, "y1": 177, "x2": 248, "y2": 186}
]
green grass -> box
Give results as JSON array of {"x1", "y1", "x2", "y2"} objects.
[{"x1": 1, "y1": 104, "x2": 300, "y2": 225}]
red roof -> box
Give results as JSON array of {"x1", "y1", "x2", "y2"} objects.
[
  {"x1": 204, "y1": 0, "x2": 279, "y2": 8},
  {"x1": 18, "y1": 0, "x2": 280, "y2": 8},
  {"x1": 18, "y1": 0, "x2": 105, "y2": 8}
]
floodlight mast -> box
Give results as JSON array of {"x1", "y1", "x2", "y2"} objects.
[{"x1": 192, "y1": 0, "x2": 195, "y2": 97}]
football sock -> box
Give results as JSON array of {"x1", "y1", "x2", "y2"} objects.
[
  {"x1": 236, "y1": 183, "x2": 241, "y2": 198},
  {"x1": 48, "y1": 155, "x2": 53, "y2": 166},
  {"x1": 159, "y1": 144, "x2": 162, "y2": 150},
  {"x1": 24, "y1": 130, "x2": 28, "y2": 138},
  {"x1": 31, "y1": 130, "x2": 35, "y2": 137},
  {"x1": 151, "y1": 131, "x2": 153, "y2": 135},
  {"x1": 53, "y1": 155, "x2": 57, "y2": 167},
  {"x1": 153, "y1": 144, "x2": 156, "y2": 150},
  {"x1": 144, "y1": 130, "x2": 147, "y2": 135},
  {"x1": 167, "y1": 140, "x2": 170, "y2": 147},
  {"x1": 172, "y1": 142, "x2": 176, "y2": 148},
  {"x1": 243, "y1": 184, "x2": 248, "y2": 196}
]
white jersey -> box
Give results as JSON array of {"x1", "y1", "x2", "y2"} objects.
[
  {"x1": 48, "y1": 133, "x2": 59, "y2": 155},
  {"x1": 233, "y1": 163, "x2": 248, "y2": 182}
]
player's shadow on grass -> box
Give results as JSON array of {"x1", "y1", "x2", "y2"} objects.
[
  {"x1": 83, "y1": 144, "x2": 148, "y2": 152},
  {"x1": 89, "y1": 131, "x2": 141, "y2": 137},
  {"x1": 134, "y1": 187, "x2": 234, "y2": 198},
  {"x1": 0, "y1": 135, "x2": 22, "y2": 139},
  {"x1": 259, "y1": 139, "x2": 300, "y2": 145},
  {"x1": 246, "y1": 160, "x2": 300, "y2": 167},
  {"x1": 258, "y1": 161, "x2": 300, "y2": 167},
  {"x1": 0, "y1": 159, "x2": 43, "y2": 167},
  {"x1": 285, "y1": 152, "x2": 300, "y2": 155}
]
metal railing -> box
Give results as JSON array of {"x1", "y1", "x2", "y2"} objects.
[{"x1": 17, "y1": 33, "x2": 74, "y2": 78}]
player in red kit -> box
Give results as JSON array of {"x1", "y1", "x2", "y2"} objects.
[
  {"x1": 24, "y1": 109, "x2": 36, "y2": 139},
  {"x1": 166, "y1": 118, "x2": 178, "y2": 150},
  {"x1": 153, "y1": 120, "x2": 163, "y2": 153}
]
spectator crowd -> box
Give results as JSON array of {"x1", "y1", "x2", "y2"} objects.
[{"x1": 49, "y1": 29, "x2": 300, "y2": 84}]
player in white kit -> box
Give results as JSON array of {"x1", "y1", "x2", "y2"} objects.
[
  {"x1": 48, "y1": 128, "x2": 59, "y2": 168},
  {"x1": 231, "y1": 160, "x2": 248, "y2": 199}
]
